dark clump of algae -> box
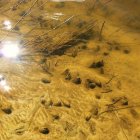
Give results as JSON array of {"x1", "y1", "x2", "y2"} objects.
[{"x1": 0, "y1": 0, "x2": 140, "y2": 140}]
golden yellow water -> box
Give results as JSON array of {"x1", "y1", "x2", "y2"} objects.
[{"x1": 0, "y1": 0, "x2": 140, "y2": 140}]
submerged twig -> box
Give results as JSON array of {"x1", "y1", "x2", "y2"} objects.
[
  {"x1": 105, "y1": 75, "x2": 117, "y2": 84},
  {"x1": 98, "y1": 104, "x2": 140, "y2": 116},
  {"x1": 99, "y1": 21, "x2": 105, "y2": 41},
  {"x1": 114, "y1": 108, "x2": 129, "y2": 140}
]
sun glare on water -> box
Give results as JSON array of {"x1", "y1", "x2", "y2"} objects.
[
  {"x1": 0, "y1": 41, "x2": 20, "y2": 58},
  {"x1": 3, "y1": 20, "x2": 12, "y2": 30},
  {"x1": 0, "y1": 75, "x2": 11, "y2": 92}
]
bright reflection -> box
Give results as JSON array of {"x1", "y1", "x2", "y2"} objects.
[
  {"x1": 0, "y1": 41, "x2": 20, "y2": 58},
  {"x1": 0, "y1": 75, "x2": 11, "y2": 92},
  {"x1": 45, "y1": 12, "x2": 64, "y2": 20},
  {"x1": 3, "y1": 20, "x2": 12, "y2": 30}
]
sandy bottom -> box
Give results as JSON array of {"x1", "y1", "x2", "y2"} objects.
[{"x1": 0, "y1": 0, "x2": 140, "y2": 140}]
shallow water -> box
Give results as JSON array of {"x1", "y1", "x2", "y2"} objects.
[{"x1": 0, "y1": 0, "x2": 140, "y2": 140}]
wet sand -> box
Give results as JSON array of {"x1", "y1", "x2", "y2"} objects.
[{"x1": 0, "y1": 0, "x2": 140, "y2": 140}]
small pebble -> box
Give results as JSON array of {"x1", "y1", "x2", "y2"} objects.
[
  {"x1": 39, "y1": 128, "x2": 49, "y2": 135},
  {"x1": 41, "y1": 78, "x2": 51, "y2": 84},
  {"x1": 73, "y1": 77, "x2": 82, "y2": 84},
  {"x1": 40, "y1": 99, "x2": 46, "y2": 105},
  {"x1": 84, "y1": 112, "x2": 92, "y2": 121},
  {"x1": 86, "y1": 79, "x2": 96, "y2": 89},
  {"x1": 89, "y1": 83, "x2": 96, "y2": 89}
]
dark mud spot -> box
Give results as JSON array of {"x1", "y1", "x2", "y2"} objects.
[
  {"x1": 40, "y1": 128, "x2": 50, "y2": 135},
  {"x1": 40, "y1": 99, "x2": 46, "y2": 105},
  {"x1": 103, "y1": 52, "x2": 109, "y2": 56},
  {"x1": 85, "y1": 79, "x2": 102, "y2": 89},
  {"x1": 80, "y1": 44, "x2": 87, "y2": 49},
  {"x1": 123, "y1": 49, "x2": 130, "y2": 54},
  {"x1": 90, "y1": 60, "x2": 104, "y2": 68},
  {"x1": 55, "y1": 2, "x2": 65, "y2": 8},
  {"x1": 121, "y1": 96, "x2": 128, "y2": 106},
  {"x1": 137, "y1": 135, "x2": 140, "y2": 139},
  {"x1": 90, "y1": 106, "x2": 99, "y2": 116},
  {"x1": 85, "y1": 115, "x2": 92, "y2": 121},
  {"x1": 100, "y1": 67, "x2": 104, "y2": 74},
  {"x1": 40, "y1": 98, "x2": 53, "y2": 107},
  {"x1": 41, "y1": 78, "x2": 51, "y2": 84},
  {"x1": 2, "y1": 108, "x2": 12, "y2": 114},
  {"x1": 107, "y1": 41, "x2": 122, "y2": 51},
  {"x1": 73, "y1": 77, "x2": 82, "y2": 84},
  {"x1": 95, "y1": 81, "x2": 102, "y2": 88},
  {"x1": 95, "y1": 94, "x2": 101, "y2": 99},
  {"x1": 62, "y1": 69, "x2": 72, "y2": 80},
  {"x1": 52, "y1": 115, "x2": 60, "y2": 120},
  {"x1": 115, "y1": 46, "x2": 120, "y2": 50},
  {"x1": 19, "y1": 11, "x2": 26, "y2": 16},
  {"x1": 13, "y1": 26, "x2": 20, "y2": 31},
  {"x1": 63, "y1": 103, "x2": 71, "y2": 108},
  {"x1": 130, "y1": 109, "x2": 139, "y2": 119},
  {"x1": 61, "y1": 99, "x2": 71, "y2": 108}
]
